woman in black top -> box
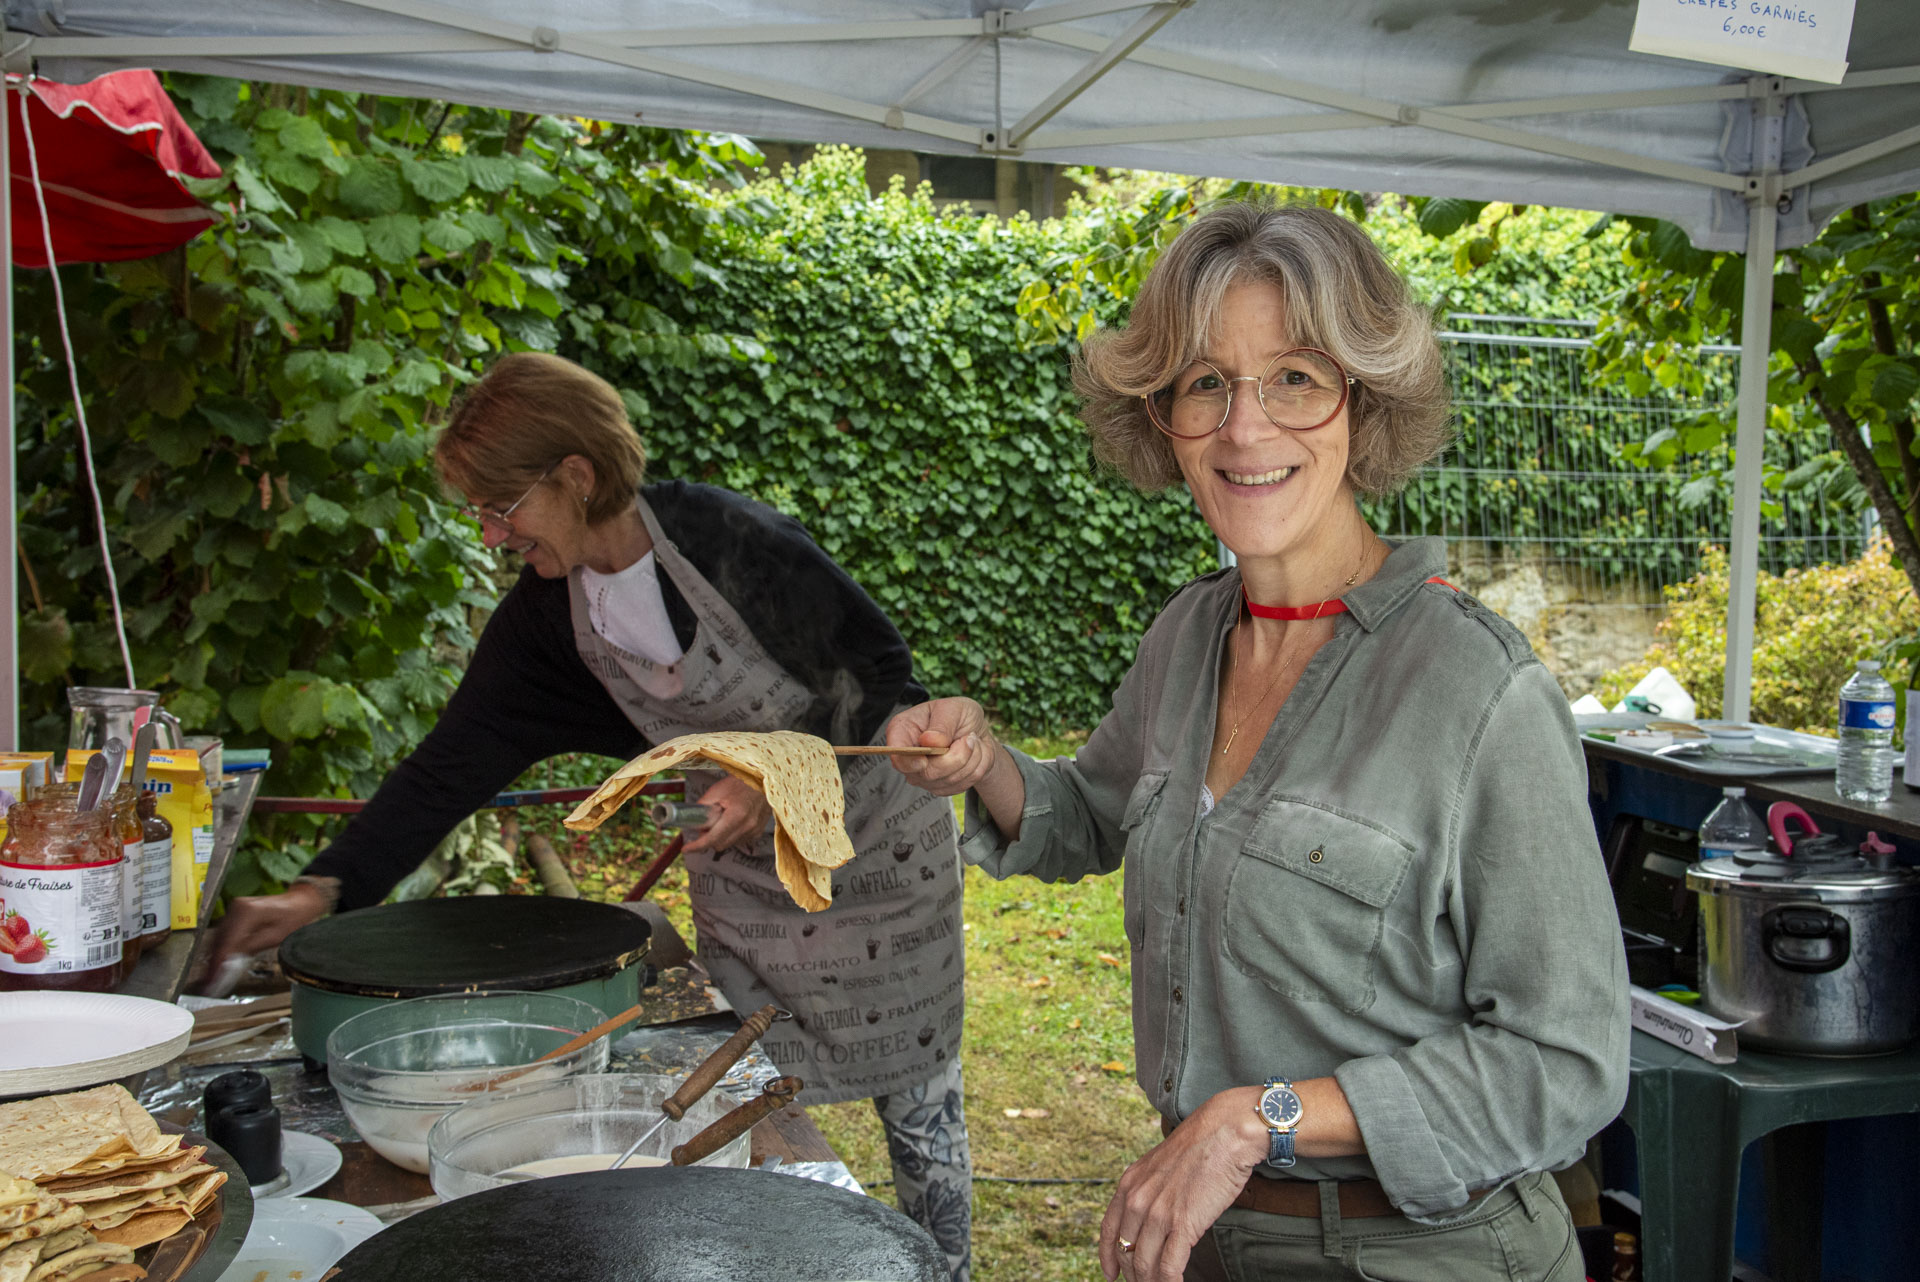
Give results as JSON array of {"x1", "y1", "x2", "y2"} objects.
[{"x1": 212, "y1": 354, "x2": 974, "y2": 1280}]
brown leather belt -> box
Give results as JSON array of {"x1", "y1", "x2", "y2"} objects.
[{"x1": 1159, "y1": 1115, "x2": 1402, "y2": 1219}]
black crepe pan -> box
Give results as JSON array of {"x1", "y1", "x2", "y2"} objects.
[
  {"x1": 330, "y1": 1165, "x2": 946, "y2": 1281},
  {"x1": 278, "y1": 897, "x2": 651, "y2": 1062}
]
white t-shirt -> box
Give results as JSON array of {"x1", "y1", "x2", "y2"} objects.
[{"x1": 580, "y1": 551, "x2": 686, "y2": 665}]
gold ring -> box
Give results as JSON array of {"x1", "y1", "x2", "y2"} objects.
[{"x1": 1119, "y1": 1238, "x2": 1136, "y2": 1253}]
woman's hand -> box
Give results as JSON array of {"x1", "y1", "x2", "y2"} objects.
[
  {"x1": 886, "y1": 698, "x2": 1027, "y2": 838},
  {"x1": 200, "y1": 880, "x2": 332, "y2": 991},
  {"x1": 1100, "y1": 1078, "x2": 1365, "y2": 1281},
  {"x1": 884, "y1": 697, "x2": 1000, "y2": 796},
  {"x1": 1098, "y1": 1087, "x2": 1270, "y2": 1282},
  {"x1": 685, "y1": 774, "x2": 774, "y2": 853}
]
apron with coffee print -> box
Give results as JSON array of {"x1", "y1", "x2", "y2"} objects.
[{"x1": 568, "y1": 496, "x2": 965, "y2": 1104}]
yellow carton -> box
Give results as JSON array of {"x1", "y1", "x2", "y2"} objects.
[
  {"x1": 0, "y1": 752, "x2": 57, "y2": 843},
  {"x1": 67, "y1": 748, "x2": 214, "y2": 928}
]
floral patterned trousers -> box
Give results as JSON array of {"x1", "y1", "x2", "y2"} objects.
[{"x1": 874, "y1": 1057, "x2": 973, "y2": 1282}]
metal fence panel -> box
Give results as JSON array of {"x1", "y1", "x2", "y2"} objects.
[{"x1": 1364, "y1": 316, "x2": 1865, "y2": 614}]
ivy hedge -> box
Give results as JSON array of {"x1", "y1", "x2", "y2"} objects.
[{"x1": 569, "y1": 148, "x2": 1218, "y2": 729}]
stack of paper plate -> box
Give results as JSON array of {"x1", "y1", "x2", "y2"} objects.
[{"x1": 0, "y1": 990, "x2": 193, "y2": 1096}]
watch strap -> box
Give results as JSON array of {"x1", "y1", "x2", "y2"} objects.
[{"x1": 1260, "y1": 1076, "x2": 1299, "y2": 1169}]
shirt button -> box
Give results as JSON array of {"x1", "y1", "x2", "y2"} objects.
[
  {"x1": 1309, "y1": 848, "x2": 1325, "y2": 864},
  {"x1": 1176, "y1": 896, "x2": 1186, "y2": 915},
  {"x1": 1163, "y1": 1075, "x2": 1174, "y2": 1093},
  {"x1": 1172, "y1": 986, "x2": 1183, "y2": 1004}
]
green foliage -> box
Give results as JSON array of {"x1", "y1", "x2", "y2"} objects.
[
  {"x1": 568, "y1": 149, "x2": 1220, "y2": 731},
  {"x1": 1019, "y1": 186, "x2": 1636, "y2": 348},
  {"x1": 13, "y1": 80, "x2": 757, "y2": 894},
  {"x1": 1595, "y1": 540, "x2": 1919, "y2": 733},
  {"x1": 1589, "y1": 197, "x2": 1920, "y2": 613}
]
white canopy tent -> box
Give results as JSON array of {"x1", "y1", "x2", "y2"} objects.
[{"x1": 3, "y1": 0, "x2": 1919, "y2": 745}]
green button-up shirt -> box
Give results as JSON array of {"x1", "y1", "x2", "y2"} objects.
[{"x1": 961, "y1": 537, "x2": 1629, "y2": 1220}]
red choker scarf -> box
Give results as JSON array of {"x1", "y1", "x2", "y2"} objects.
[{"x1": 1243, "y1": 577, "x2": 1454, "y2": 621}]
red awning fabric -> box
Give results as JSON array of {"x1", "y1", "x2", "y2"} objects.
[{"x1": 8, "y1": 71, "x2": 222, "y2": 269}]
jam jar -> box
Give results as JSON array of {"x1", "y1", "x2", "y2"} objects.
[{"x1": 0, "y1": 795, "x2": 124, "y2": 990}]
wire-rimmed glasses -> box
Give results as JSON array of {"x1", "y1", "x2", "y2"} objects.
[
  {"x1": 1143, "y1": 348, "x2": 1357, "y2": 439},
  {"x1": 459, "y1": 461, "x2": 559, "y2": 535}
]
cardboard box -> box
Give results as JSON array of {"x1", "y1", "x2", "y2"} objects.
[
  {"x1": 1630, "y1": 984, "x2": 1741, "y2": 1063},
  {"x1": 67, "y1": 748, "x2": 214, "y2": 928},
  {"x1": 0, "y1": 752, "x2": 56, "y2": 843}
]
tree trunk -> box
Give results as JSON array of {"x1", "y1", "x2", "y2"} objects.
[{"x1": 1798, "y1": 355, "x2": 1920, "y2": 601}]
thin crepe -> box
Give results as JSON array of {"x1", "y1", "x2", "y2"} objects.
[
  {"x1": 565, "y1": 731, "x2": 856, "y2": 912},
  {"x1": 46, "y1": 1154, "x2": 212, "y2": 1204},
  {"x1": 0, "y1": 1089, "x2": 173, "y2": 1185},
  {"x1": 26, "y1": 1239, "x2": 132, "y2": 1282},
  {"x1": 88, "y1": 1212, "x2": 187, "y2": 1252},
  {"x1": 0, "y1": 1208, "x2": 82, "y2": 1249},
  {"x1": 0, "y1": 1199, "x2": 59, "y2": 1234}
]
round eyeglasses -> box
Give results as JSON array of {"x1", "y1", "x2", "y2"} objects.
[
  {"x1": 1143, "y1": 348, "x2": 1357, "y2": 439},
  {"x1": 458, "y1": 460, "x2": 559, "y2": 536}
]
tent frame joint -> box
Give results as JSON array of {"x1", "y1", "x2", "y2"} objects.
[
  {"x1": 983, "y1": 10, "x2": 1028, "y2": 38},
  {"x1": 980, "y1": 126, "x2": 1023, "y2": 156}
]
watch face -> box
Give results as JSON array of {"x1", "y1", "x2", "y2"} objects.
[{"x1": 1261, "y1": 1087, "x2": 1302, "y2": 1128}]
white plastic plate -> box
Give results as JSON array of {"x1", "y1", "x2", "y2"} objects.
[
  {"x1": 212, "y1": 1196, "x2": 384, "y2": 1282},
  {"x1": 0, "y1": 990, "x2": 192, "y2": 1095}
]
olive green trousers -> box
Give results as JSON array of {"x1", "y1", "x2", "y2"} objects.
[{"x1": 1184, "y1": 1170, "x2": 1582, "y2": 1282}]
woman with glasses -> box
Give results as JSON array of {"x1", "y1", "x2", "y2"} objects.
[
  {"x1": 887, "y1": 205, "x2": 1626, "y2": 1282},
  {"x1": 210, "y1": 352, "x2": 975, "y2": 1280}
]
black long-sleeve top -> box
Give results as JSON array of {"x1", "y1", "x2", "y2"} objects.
[{"x1": 303, "y1": 482, "x2": 925, "y2": 910}]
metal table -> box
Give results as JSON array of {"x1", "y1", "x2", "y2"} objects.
[
  {"x1": 1582, "y1": 735, "x2": 1919, "y2": 844},
  {"x1": 1621, "y1": 1030, "x2": 1920, "y2": 1282}
]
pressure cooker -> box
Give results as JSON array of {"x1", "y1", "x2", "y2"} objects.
[{"x1": 1688, "y1": 844, "x2": 1920, "y2": 1056}]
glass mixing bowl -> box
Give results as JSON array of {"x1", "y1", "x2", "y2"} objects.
[
  {"x1": 427, "y1": 1072, "x2": 751, "y2": 1200},
  {"x1": 327, "y1": 990, "x2": 612, "y2": 1173}
]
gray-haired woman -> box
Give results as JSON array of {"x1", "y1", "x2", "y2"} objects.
[{"x1": 889, "y1": 204, "x2": 1627, "y2": 1282}]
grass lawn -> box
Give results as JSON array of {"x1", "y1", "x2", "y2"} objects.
[
  {"x1": 810, "y1": 857, "x2": 1162, "y2": 1280},
  {"x1": 543, "y1": 730, "x2": 1162, "y2": 1279}
]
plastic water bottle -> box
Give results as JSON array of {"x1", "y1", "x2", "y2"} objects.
[
  {"x1": 1838, "y1": 660, "x2": 1897, "y2": 804},
  {"x1": 1697, "y1": 786, "x2": 1767, "y2": 860}
]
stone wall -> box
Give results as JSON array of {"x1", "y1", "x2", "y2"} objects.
[{"x1": 1445, "y1": 548, "x2": 1667, "y2": 701}]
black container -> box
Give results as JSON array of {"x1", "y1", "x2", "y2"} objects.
[
  {"x1": 208, "y1": 1102, "x2": 282, "y2": 1186},
  {"x1": 203, "y1": 1069, "x2": 271, "y2": 1121}
]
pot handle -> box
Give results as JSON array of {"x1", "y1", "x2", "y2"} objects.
[
  {"x1": 1762, "y1": 904, "x2": 1851, "y2": 974},
  {"x1": 1766, "y1": 802, "x2": 1819, "y2": 858}
]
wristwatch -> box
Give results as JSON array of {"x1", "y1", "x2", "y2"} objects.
[{"x1": 1256, "y1": 1077, "x2": 1305, "y2": 1168}]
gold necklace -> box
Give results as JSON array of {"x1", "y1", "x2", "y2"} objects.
[
  {"x1": 1221, "y1": 549, "x2": 1370, "y2": 757},
  {"x1": 1222, "y1": 620, "x2": 1292, "y2": 756}
]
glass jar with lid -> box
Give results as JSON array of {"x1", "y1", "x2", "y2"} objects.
[{"x1": 0, "y1": 794, "x2": 125, "y2": 990}]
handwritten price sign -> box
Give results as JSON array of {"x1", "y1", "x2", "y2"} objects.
[{"x1": 1631, "y1": 0, "x2": 1857, "y2": 82}]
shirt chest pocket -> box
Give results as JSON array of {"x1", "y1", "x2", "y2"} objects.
[
  {"x1": 1118, "y1": 771, "x2": 1171, "y2": 950},
  {"x1": 1222, "y1": 799, "x2": 1415, "y2": 1014}
]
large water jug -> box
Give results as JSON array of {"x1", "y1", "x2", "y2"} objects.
[{"x1": 65, "y1": 687, "x2": 182, "y2": 758}]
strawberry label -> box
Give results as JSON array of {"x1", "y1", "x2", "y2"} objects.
[{"x1": 0, "y1": 855, "x2": 123, "y2": 975}]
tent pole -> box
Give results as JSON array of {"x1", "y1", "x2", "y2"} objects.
[
  {"x1": 1722, "y1": 189, "x2": 1778, "y2": 725},
  {"x1": 0, "y1": 79, "x2": 16, "y2": 751}
]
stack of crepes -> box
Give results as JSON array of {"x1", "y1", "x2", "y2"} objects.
[
  {"x1": 565, "y1": 731, "x2": 857, "y2": 911},
  {"x1": 0, "y1": 1171, "x2": 141, "y2": 1282},
  {"x1": 0, "y1": 1086, "x2": 223, "y2": 1262}
]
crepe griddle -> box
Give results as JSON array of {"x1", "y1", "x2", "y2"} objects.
[
  {"x1": 280, "y1": 896, "x2": 650, "y2": 998},
  {"x1": 330, "y1": 1166, "x2": 948, "y2": 1281}
]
